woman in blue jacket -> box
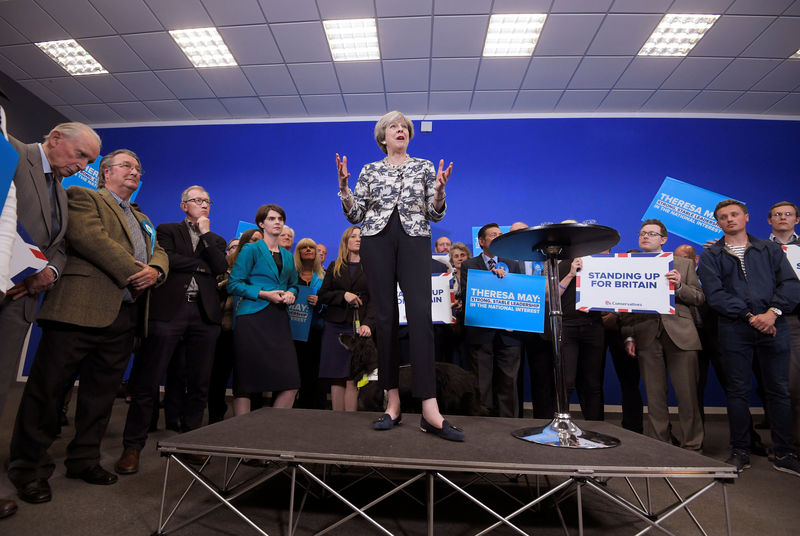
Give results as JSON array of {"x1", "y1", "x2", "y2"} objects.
[{"x1": 228, "y1": 204, "x2": 299, "y2": 415}]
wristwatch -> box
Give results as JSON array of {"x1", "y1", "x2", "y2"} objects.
[{"x1": 769, "y1": 307, "x2": 783, "y2": 317}]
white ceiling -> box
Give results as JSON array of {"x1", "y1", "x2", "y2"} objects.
[{"x1": 1, "y1": 0, "x2": 799, "y2": 125}]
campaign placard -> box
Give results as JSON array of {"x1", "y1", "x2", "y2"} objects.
[
  {"x1": 288, "y1": 285, "x2": 315, "y2": 342},
  {"x1": 0, "y1": 135, "x2": 19, "y2": 209},
  {"x1": 6, "y1": 222, "x2": 48, "y2": 291},
  {"x1": 398, "y1": 273, "x2": 454, "y2": 325},
  {"x1": 782, "y1": 245, "x2": 800, "y2": 280},
  {"x1": 236, "y1": 220, "x2": 258, "y2": 237},
  {"x1": 576, "y1": 253, "x2": 675, "y2": 314},
  {"x1": 464, "y1": 270, "x2": 546, "y2": 333},
  {"x1": 642, "y1": 177, "x2": 735, "y2": 245}
]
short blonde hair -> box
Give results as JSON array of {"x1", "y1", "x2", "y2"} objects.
[{"x1": 374, "y1": 110, "x2": 414, "y2": 154}]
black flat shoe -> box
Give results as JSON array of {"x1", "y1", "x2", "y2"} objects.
[
  {"x1": 420, "y1": 416, "x2": 465, "y2": 442},
  {"x1": 0, "y1": 498, "x2": 17, "y2": 518},
  {"x1": 373, "y1": 412, "x2": 402, "y2": 430},
  {"x1": 17, "y1": 479, "x2": 51, "y2": 504},
  {"x1": 66, "y1": 464, "x2": 118, "y2": 485}
]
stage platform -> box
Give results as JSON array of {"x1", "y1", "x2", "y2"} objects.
[{"x1": 155, "y1": 408, "x2": 737, "y2": 535}]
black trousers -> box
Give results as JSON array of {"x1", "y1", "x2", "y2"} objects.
[
  {"x1": 360, "y1": 211, "x2": 436, "y2": 399},
  {"x1": 8, "y1": 303, "x2": 138, "y2": 485},
  {"x1": 208, "y1": 329, "x2": 234, "y2": 423},
  {"x1": 122, "y1": 300, "x2": 219, "y2": 450},
  {"x1": 605, "y1": 328, "x2": 643, "y2": 433}
]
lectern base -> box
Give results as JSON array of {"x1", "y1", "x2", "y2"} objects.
[{"x1": 512, "y1": 413, "x2": 621, "y2": 449}]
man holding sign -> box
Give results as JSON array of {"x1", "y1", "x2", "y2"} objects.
[{"x1": 621, "y1": 219, "x2": 705, "y2": 451}]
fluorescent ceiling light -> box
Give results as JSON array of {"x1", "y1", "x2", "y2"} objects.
[
  {"x1": 483, "y1": 14, "x2": 547, "y2": 57},
  {"x1": 169, "y1": 27, "x2": 237, "y2": 68},
  {"x1": 792, "y1": 48, "x2": 800, "y2": 59},
  {"x1": 638, "y1": 14, "x2": 720, "y2": 56},
  {"x1": 323, "y1": 18, "x2": 380, "y2": 61},
  {"x1": 35, "y1": 39, "x2": 107, "y2": 75}
]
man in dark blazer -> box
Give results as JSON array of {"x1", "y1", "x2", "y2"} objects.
[
  {"x1": 621, "y1": 219, "x2": 705, "y2": 451},
  {"x1": 7, "y1": 149, "x2": 168, "y2": 504},
  {"x1": 116, "y1": 185, "x2": 227, "y2": 475},
  {"x1": 458, "y1": 223, "x2": 522, "y2": 417}
]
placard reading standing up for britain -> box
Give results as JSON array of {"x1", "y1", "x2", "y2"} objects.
[
  {"x1": 464, "y1": 270, "x2": 546, "y2": 333},
  {"x1": 576, "y1": 253, "x2": 675, "y2": 314}
]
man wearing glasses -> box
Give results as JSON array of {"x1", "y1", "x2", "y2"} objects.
[
  {"x1": 116, "y1": 186, "x2": 228, "y2": 475},
  {"x1": 621, "y1": 219, "x2": 705, "y2": 452}
]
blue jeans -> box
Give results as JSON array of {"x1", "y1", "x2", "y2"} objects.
[{"x1": 718, "y1": 317, "x2": 793, "y2": 455}]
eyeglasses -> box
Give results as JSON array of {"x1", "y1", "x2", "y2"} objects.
[
  {"x1": 185, "y1": 198, "x2": 213, "y2": 206},
  {"x1": 638, "y1": 231, "x2": 663, "y2": 238},
  {"x1": 772, "y1": 211, "x2": 796, "y2": 218},
  {"x1": 109, "y1": 162, "x2": 144, "y2": 175}
]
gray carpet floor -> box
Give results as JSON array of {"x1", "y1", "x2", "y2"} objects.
[{"x1": 0, "y1": 382, "x2": 797, "y2": 535}]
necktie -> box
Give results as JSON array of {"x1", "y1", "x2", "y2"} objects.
[
  {"x1": 119, "y1": 201, "x2": 147, "y2": 264},
  {"x1": 487, "y1": 258, "x2": 496, "y2": 270},
  {"x1": 45, "y1": 172, "x2": 61, "y2": 239}
]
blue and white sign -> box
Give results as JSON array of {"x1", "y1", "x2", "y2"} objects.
[
  {"x1": 642, "y1": 177, "x2": 736, "y2": 245},
  {"x1": 288, "y1": 285, "x2": 315, "y2": 342},
  {"x1": 236, "y1": 220, "x2": 258, "y2": 237},
  {"x1": 0, "y1": 135, "x2": 18, "y2": 209},
  {"x1": 464, "y1": 270, "x2": 546, "y2": 333},
  {"x1": 398, "y1": 273, "x2": 454, "y2": 325},
  {"x1": 781, "y1": 245, "x2": 800, "y2": 280}
]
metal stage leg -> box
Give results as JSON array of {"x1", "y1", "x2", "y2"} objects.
[
  {"x1": 513, "y1": 250, "x2": 620, "y2": 448},
  {"x1": 427, "y1": 471, "x2": 434, "y2": 536}
]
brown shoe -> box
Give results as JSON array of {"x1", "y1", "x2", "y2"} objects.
[
  {"x1": 178, "y1": 453, "x2": 209, "y2": 466},
  {"x1": 115, "y1": 448, "x2": 140, "y2": 475}
]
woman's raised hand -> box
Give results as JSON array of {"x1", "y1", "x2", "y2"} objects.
[{"x1": 336, "y1": 153, "x2": 350, "y2": 190}]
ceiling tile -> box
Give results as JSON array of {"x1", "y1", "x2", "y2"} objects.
[
  {"x1": 77, "y1": 74, "x2": 137, "y2": 102},
  {"x1": 568, "y1": 57, "x2": 632, "y2": 89},
  {"x1": 302, "y1": 94, "x2": 346, "y2": 115},
  {"x1": 0, "y1": 17, "x2": 26, "y2": 46},
  {"x1": 724, "y1": 91, "x2": 787, "y2": 113},
  {"x1": 661, "y1": 58, "x2": 733, "y2": 89},
  {"x1": 259, "y1": 95, "x2": 307, "y2": 115},
  {"x1": 343, "y1": 93, "x2": 387, "y2": 114},
  {"x1": 431, "y1": 15, "x2": 488, "y2": 57},
  {"x1": 428, "y1": 91, "x2": 472, "y2": 113},
  {"x1": 741, "y1": 17, "x2": 800, "y2": 58},
  {"x1": 493, "y1": 0, "x2": 551, "y2": 13},
  {"x1": 475, "y1": 58, "x2": 529, "y2": 90},
  {"x1": 53, "y1": 104, "x2": 91, "y2": 123},
  {"x1": 108, "y1": 102, "x2": 160, "y2": 122},
  {"x1": 335, "y1": 61, "x2": 384, "y2": 93},
  {"x1": 202, "y1": 0, "x2": 266, "y2": 26},
  {"x1": 521, "y1": 57, "x2": 581, "y2": 89},
  {"x1": 155, "y1": 69, "x2": 215, "y2": 99},
  {"x1": 535, "y1": 14, "x2": 604, "y2": 55},
  {"x1": 116, "y1": 72, "x2": 176, "y2": 100},
  {"x1": 34, "y1": 0, "x2": 115, "y2": 38},
  {"x1": 259, "y1": 0, "x2": 319, "y2": 23},
  {"x1": 596, "y1": 89, "x2": 653, "y2": 110},
  {"x1": 80, "y1": 36, "x2": 149, "y2": 72},
  {"x1": 383, "y1": 59, "x2": 429, "y2": 92},
  {"x1": 386, "y1": 92, "x2": 428, "y2": 113},
  {"x1": 0, "y1": 0, "x2": 68, "y2": 41},
  {"x1": 199, "y1": 67, "x2": 257, "y2": 97},
  {"x1": 0, "y1": 53, "x2": 30, "y2": 78},
  {"x1": 725, "y1": 0, "x2": 794, "y2": 15},
  {"x1": 752, "y1": 60, "x2": 800, "y2": 91},
  {"x1": 470, "y1": 90, "x2": 516, "y2": 112},
  {"x1": 242, "y1": 65, "x2": 297, "y2": 95},
  {"x1": 38, "y1": 77, "x2": 101, "y2": 104},
  {"x1": 556, "y1": 89, "x2": 608, "y2": 111},
  {"x1": 640, "y1": 90, "x2": 701, "y2": 111},
  {"x1": 552, "y1": 0, "x2": 614, "y2": 12},
  {"x1": 317, "y1": 0, "x2": 375, "y2": 19},
  {"x1": 587, "y1": 14, "x2": 663, "y2": 55},
  {"x1": 375, "y1": 0, "x2": 433, "y2": 17},
  {"x1": 379, "y1": 17, "x2": 431, "y2": 60},
  {"x1": 144, "y1": 0, "x2": 213, "y2": 29},
  {"x1": 219, "y1": 25, "x2": 282, "y2": 65},
  {"x1": 72, "y1": 103, "x2": 124, "y2": 123},
  {"x1": 220, "y1": 97, "x2": 268, "y2": 117},
  {"x1": 608, "y1": 0, "x2": 672, "y2": 13},
  {"x1": 512, "y1": 90, "x2": 562, "y2": 111},
  {"x1": 682, "y1": 90, "x2": 744, "y2": 112},
  {"x1": 288, "y1": 62, "x2": 340, "y2": 93},
  {"x1": 0, "y1": 44, "x2": 66, "y2": 78},
  {"x1": 429, "y1": 58, "x2": 479, "y2": 90},
  {"x1": 689, "y1": 15, "x2": 773, "y2": 57},
  {"x1": 785, "y1": 0, "x2": 800, "y2": 15},
  {"x1": 270, "y1": 22, "x2": 331, "y2": 63},
  {"x1": 668, "y1": 0, "x2": 734, "y2": 12},
  {"x1": 90, "y1": 0, "x2": 164, "y2": 34},
  {"x1": 706, "y1": 58, "x2": 782, "y2": 90},
  {"x1": 615, "y1": 57, "x2": 681, "y2": 89},
  {"x1": 765, "y1": 92, "x2": 800, "y2": 114},
  {"x1": 433, "y1": 0, "x2": 492, "y2": 15},
  {"x1": 17, "y1": 79, "x2": 66, "y2": 106},
  {"x1": 123, "y1": 32, "x2": 193, "y2": 70},
  {"x1": 143, "y1": 99, "x2": 195, "y2": 120},
  {"x1": 181, "y1": 98, "x2": 231, "y2": 119}
]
